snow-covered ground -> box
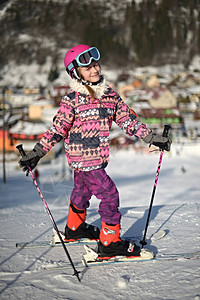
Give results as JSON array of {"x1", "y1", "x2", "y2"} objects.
[{"x1": 0, "y1": 141, "x2": 200, "y2": 300}]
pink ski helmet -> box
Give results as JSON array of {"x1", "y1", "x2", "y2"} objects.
[{"x1": 64, "y1": 44, "x2": 100, "y2": 79}]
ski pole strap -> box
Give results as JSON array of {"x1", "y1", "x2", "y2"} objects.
[
  {"x1": 16, "y1": 144, "x2": 27, "y2": 157},
  {"x1": 160, "y1": 124, "x2": 171, "y2": 151},
  {"x1": 162, "y1": 124, "x2": 171, "y2": 138},
  {"x1": 16, "y1": 144, "x2": 31, "y2": 176}
]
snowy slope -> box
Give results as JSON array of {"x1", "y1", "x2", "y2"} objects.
[{"x1": 0, "y1": 141, "x2": 200, "y2": 300}]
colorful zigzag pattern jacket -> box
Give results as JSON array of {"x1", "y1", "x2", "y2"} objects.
[{"x1": 39, "y1": 79, "x2": 152, "y2": 171}]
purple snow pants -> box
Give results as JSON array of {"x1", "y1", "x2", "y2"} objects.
[{"x1": 70, "y1": 169, "x2": 121, "y2": 225}]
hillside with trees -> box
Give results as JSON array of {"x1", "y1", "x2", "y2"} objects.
[{"x1": 0, "y1": 0, "x2": 199, "y2": 69}]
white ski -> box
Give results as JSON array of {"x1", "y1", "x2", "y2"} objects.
[{"x1": 43, "y1": 249, "x2": 200, "y2": 271}]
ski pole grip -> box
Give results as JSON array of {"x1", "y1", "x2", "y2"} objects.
[
  {"x1": 162, "y1": 124, "x2": 171, "y2": 138},
  {"x1": 16, "y1": 144, "x2": 26, "y2": 158}
]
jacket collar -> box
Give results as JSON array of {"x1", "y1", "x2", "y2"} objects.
[{"x1": 69, "y1": 76, "x2": 109, "y2": 99}]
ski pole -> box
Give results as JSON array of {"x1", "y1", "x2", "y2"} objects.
[
  {"x1": 16, "y1": 144, "x2": 81, "y2": 282},
  {"x1": 140, "y1": 124, "x2": 171, "y2": 248}
]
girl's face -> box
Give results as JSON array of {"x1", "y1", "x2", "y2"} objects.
[{"x1": 79, "y1": 61, "x2": 101, "y2": 83}]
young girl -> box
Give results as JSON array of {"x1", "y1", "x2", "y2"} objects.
[{"x1": 19, "y1": 44, "x2": 171, "y2": 258}]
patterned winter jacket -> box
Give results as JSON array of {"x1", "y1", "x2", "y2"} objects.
[{"x1": 39, "y1": 78, "x2": 152, "y2": 172}]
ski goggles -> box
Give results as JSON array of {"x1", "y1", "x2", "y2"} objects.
[{"x1": 66, "y1": 47, "x2": 100, "y2": 73}]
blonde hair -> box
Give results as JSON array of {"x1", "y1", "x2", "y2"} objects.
[{"x1": 77, "y1": 67, "x2": 95, "y2": 100}]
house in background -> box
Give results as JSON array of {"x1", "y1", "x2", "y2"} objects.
[
  {"x1": 118, "y1": 79, "x2": 143, "y2": 99},
  {"x1": 28, "y1": 98, "x2": 54, "y2": 120},
  {"x1": 0, "y1": 129, "x2": 17, "y2": 152},
  {"x1": 146, "y1": 87, "x2": 177, "y2": 109},
  {"x1": 8, "y1": 120, "x2": 63, "y2": 161},
  {"x1": 145, "y1": 75, "x2": 160, "y2": 88}
]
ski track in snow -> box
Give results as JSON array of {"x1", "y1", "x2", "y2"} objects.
[{"x1": 0, "y1": 142, "x2": 200, "y2": 300}]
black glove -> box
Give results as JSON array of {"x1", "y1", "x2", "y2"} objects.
[
  {"x1": 143, "y1": 132, "x2": 172, "y2": 151},
  {"x1": 18, "y1": 143, "x2": 47, "y2": 172}
]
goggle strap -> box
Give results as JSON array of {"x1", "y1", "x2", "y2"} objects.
[{"x1": 66, "y1": 60, "x2": 79, "y2": 73}]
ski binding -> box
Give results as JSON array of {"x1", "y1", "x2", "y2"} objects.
[
  {"x1": 82, "y1": 245, "x2": 154, "y2": 266},
  {"x1": 50, "y1": 229, "x2": 66, "y2": 244}
]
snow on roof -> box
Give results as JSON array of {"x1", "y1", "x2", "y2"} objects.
[
  {"x1": 187, "y1": 85, "x2": 200, "y2": 94},
  {"x1": 30, "y1": 99, "x2": 54, "y2": 106},
  {"x1": 9, "y1": 120, "x2": 48, "y2": 135}
]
